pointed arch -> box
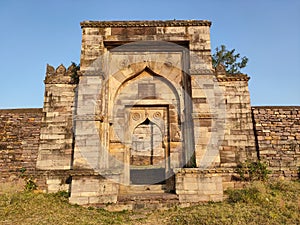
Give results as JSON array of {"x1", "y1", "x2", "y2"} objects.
[
  {"x1": 112, "y1": 66, "x2": 181, "y2": 105},
  {"x1": 131, "y1": 114, "x2": 164, "y2": 136},
  {"x1": 107, "y1": 65, "x2": 184, "y2": 127}
]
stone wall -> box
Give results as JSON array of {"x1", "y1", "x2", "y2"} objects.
[
  {"x1": 252, "y1": 106, "x2": 300, "y2": 179},
  {"x1": 0, "y1": 108, "x2": 42, "y2": 181}
]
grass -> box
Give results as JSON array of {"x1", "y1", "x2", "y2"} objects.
[
  {"x1": 162, "y1": 181, "x2": 300, "y2": 225},
  {"x1": 0, "y1": 180, "x2": 299, "y2": 225}
]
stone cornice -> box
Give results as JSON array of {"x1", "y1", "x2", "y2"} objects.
[
  {"x1": 216, "y1": 74, "x2": 250, "y2": 82},
  {"x1": 252, "y1": 106, "x2": 300, "y2": 109},
  {"x1": 0, "y1": 108, "x2": 42, "y2": 113},
  {"x1": 44, "y1": 75, "x2": 76, "y2": 84},
  {"x1": 80, "y1": 20, "x2": 212, "y2": 28}
]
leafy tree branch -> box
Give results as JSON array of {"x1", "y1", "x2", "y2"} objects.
[{"x1": 212, "y1": 45, "x2": 248, "y2": 74}]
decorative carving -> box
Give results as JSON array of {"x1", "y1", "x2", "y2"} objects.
[
  {"x1": 131, "y1": 112, "x2": 141, "y2": 121},
  {"x1": 215, "y1": 63, "x2": 226, "y2": 74},
  {"x1": 56, "y1": 64, "x2": 66, "y2": 75},
  {"x1": 120, "y1": 59, "x2": 129, "y2": 68},
  {"x1": 164, "y1": 61, "x2": 172, "y2": 67},
  {"x1": 44, "y1": 63, "x2": 80, "y2": 84},
  {"x1": 44, "y1": 78, "x2": 74, "y2": 84},
  {"x1": 173, "y1": 130, "x2": 181, "y2": 142},
  {"x1": 216, "y1": 74, "x2": 250, "y2": 82},
  {"x1": 153, "y1": 111, "x2": 162, "y2": 120},
  {"x1": 67, "y1": 63, "x2": 76, "y2": 75},
  {"x1": 46, "y1": 64, "x2": 55, "y2": 76}
]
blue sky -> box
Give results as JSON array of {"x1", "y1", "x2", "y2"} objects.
[{"x1": 0, "y1": 0, "x2": 299, "y2": 108}]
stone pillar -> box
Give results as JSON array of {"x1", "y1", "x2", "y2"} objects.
[
  {"x1": 187, "y1": 24, "x2": 223, "y2": 169},
  {"x1": 191, "y1": 72, "x2": 224, "y2": 168}
]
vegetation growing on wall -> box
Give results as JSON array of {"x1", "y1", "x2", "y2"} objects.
[
  {"x1": 212, "y1": 45, "x2": 248, "y2": 74},
  {"x1": 70, "y1": 62, "x2": 80, "y2": 84},
  {"x1": 19, "y1": 168, "x2": 37, "y2": 191}
]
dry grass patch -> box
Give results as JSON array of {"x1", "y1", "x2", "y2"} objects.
[
  {"x1": 0, "y1": 180, "x2": 299, "y2": 225},
  {"x1": 151, "y1": 180, "x2": 300, "y2": 225}
]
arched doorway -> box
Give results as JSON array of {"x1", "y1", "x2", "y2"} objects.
[
  {"x1": 109, "y1": 68, "x2": 183, "y2": 186},
  {"x1": 128, "y1": 107, "x2": 168, "y2": 185}
]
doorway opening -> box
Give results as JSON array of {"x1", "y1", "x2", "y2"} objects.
[{"x1": 129, "y1": 107, "x2": 168, "y2": 185}]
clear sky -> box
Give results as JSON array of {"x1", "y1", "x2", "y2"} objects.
[{"x1": 0, "y1": 0, "x2": 299, "y2": 108}]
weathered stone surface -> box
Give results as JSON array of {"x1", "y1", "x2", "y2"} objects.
[{"x1": 0, "y1": 20, "x2": 299, "y2": 208}]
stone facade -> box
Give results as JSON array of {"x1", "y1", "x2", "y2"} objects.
[{"x1": 0, "y1": 20, "x2": 299, "y2": 208}]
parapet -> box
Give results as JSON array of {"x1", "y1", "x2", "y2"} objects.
[{"x1": 44, "y1": 63, "x2": 78, "y2": 84}]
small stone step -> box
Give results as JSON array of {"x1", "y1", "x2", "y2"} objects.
[
  {"x1": 112, "y1": 193, "x2": 180, "y2": 211},
  {"x1": 117, "y1": 193, "x2": 179, "y2": 202},
  {"x1": 119, "y1": 184, "x2": 166, "y2": 194},
  {"x1": 91, "y1": 193, "x2": 193, "y2": 212}
]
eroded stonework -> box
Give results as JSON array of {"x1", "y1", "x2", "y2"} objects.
[
  {"x1": 1, "y1": 20, "x2": 299, "y2": 209},
  {"x1": 35, "y1": 20, "x2": 257, "y2": 205}
]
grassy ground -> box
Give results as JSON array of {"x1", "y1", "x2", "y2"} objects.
[{"x1": 0, "y1": 180, "x2": 299, "y2": 225}]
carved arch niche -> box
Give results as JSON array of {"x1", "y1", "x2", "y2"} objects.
[{"x1": 109, "y1": 67, "x2": 183, "y2": 169}]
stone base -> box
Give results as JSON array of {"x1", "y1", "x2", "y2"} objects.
[
  {"x1": 69, "y1": 175, "x2": 119, "y2": 205},
  {"x1": 174, "y1": 168, "x2": 224, "y2": 202}
]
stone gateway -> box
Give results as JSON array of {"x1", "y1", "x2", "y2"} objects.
[{"x1": 0, "y1": 20, "x2": 299, "y2": 208}]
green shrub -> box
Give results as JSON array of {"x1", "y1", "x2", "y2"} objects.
[
  {"x1": 51, "y1": 191, "x2": 69, "y2": 199},
  {"x1": 236, "y1": 160, "x2": 271, "y2": 181},
  {"x1": 24, "y1": 178, "x2": 37, "y2": 191},
  {"x1": 226, "y1": 187, "x2": 260, "y2": 203},
  {"x1": 18, "y1": 168, "x2": 38, "y2": 191}
]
